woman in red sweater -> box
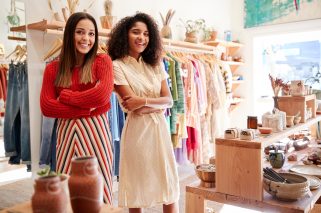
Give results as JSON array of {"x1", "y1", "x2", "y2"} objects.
[{"x1": 40, "y1": 12, "x2": 114, "y2": 204}]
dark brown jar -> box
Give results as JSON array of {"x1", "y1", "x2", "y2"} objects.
[{"x1": 247, "y1": 116, "x2": 258, "y2": 129}]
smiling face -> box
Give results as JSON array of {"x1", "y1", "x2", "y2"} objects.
[
  {"x1": 74, "y1": 19, "x2": 96, "y2": 59},
  {"x1": 128, "y1": 21, "x2": 149, "y2": 60}
]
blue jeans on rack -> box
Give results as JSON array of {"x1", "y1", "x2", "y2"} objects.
[
  {"x1": 4, "y1": 62, "x2": 31, "y2": 164},
  {"x1": 39, "y1": 116, "x2": 57, "y2": 171}
]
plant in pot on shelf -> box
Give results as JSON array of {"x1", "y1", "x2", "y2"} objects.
[
  {"x1": 159, "y1": 9, "x2": 175, "y2": 39},
  {"x1": 269, "y1": 74, "x2": 285, "y2": 110},
  {"x1": 180, "y1": 18, "x2": 206, "y2": 43},
  {"x1": 100, "y1": 0, "x2": 114, "y2": 29},
  {"x1": 203, "y1": 26, "x2": 217, "y2": 41}
]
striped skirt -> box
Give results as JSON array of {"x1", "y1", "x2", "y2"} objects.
[{"x1": 56, "y1": 114, "x2": 113, "y2": 204}]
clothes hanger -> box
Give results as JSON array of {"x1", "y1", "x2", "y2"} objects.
[
  {"x1": 5, "y1": 45, "x2": 21, "y2": 60},
  {"x1": 43, "y1": 39, "x2": 63, "y2": 61}
]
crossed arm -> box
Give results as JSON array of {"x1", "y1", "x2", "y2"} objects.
[{"x1": 114, "y1": 80, "x2": 173, "y2": 115}]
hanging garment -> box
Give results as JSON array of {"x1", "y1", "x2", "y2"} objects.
[
  {"x1": 113, "y1": 56, "x2": 180, "y2": 208},
  {"x1": 108, "y1": 92, "x2": 125, "y2": 177},
  {"x1": 39, "y1": 116, "x2": 57, "y2": 171},
  {"x1": 56, "y1": 114, "x2": 113, "y2": 204},
  {"x1": 4, "y1": 62, "x2": 31, "y2": 164}
]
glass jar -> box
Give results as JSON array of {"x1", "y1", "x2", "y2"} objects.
[{"x1": 247, "y1": 116, "x2": 258, "y2": 129}]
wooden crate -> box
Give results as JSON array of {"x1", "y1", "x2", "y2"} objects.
[
  {"x1": 277, "y1": 94, "x2": 316, "y2": 123},
  {"x1": 215, "y1": 138, "x2": 263, "y2": 201}
]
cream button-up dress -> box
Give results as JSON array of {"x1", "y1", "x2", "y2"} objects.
[{"x1": 113, "y1": 56, "x2": 180, "y2": 208}]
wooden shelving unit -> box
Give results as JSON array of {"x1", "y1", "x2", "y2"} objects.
[
  {"x1": 185, "y1": 115, "x2": 321, "y2": 213},
  {"x1": 215, "y1": 115, "x2": 321, "y2": 200},
  {"x1": 10, "y1": 19, "x2": 111, "y2": 37},
  {"x1": 205, "y1": 39, "x2": 245, "y2": 112},
  {"x1": 11, "y1": 20, "x2": 218, "y2": 53}
]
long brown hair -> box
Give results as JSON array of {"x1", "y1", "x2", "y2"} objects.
[{"x1": 55, "y1": 12, "x2": 98, "y2": 87}]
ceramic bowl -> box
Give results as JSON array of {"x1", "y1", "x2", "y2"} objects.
[
  {"x1": 263, "y1": 173, "x2": 310, "y2": 201},
  {"x1": 258, "y1": 127, "x2": 273, "y2": 134},
  {"x1": 195, "y1": 164, "x2": 215, "y2": 188}
]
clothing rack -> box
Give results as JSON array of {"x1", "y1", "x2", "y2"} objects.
[{"x1": 164, "y1": 44, "x2": 216, "y2": 55}]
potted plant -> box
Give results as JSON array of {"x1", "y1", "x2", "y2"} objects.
[
  {"x1": 100, "y1": 0, "x2": 114, "y2": 29},
  {"x1": 37, "y1": 166, "x2": 69, "y2": 198},
  {"x1": 203, "y1": 26, "x2": 217, "y2": 41},
  {"x1": 159, "y1": 9, "x2": 175, "y2": 39},
  {"x1": 180, "y1": 18, "x2": 206, "y2": 43}
]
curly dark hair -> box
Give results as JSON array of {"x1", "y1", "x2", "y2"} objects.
[{"x1": 107, "y1": 12, "x2": 163, "y2": 67}]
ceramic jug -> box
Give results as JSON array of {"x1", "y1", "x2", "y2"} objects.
[
  {"x1": 31, "y1": 176, "x2": 67, "y2": 213},
  {"x1": 269, "y1": 150, "x2": 285, "y2": 169},
  {"x1": 68, "y1": 156, "x2": 103, "y2": 213}
]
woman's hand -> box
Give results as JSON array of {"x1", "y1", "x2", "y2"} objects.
[{"x1": 122, "y1": 95, "x2": 144, "y2": 111}]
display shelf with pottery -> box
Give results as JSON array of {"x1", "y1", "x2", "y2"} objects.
[{"x1": 277, "y1": 94, "x2": 316, "y2": 123}]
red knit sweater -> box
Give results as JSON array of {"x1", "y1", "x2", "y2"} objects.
[{"x1": 40, "y1": 54, "x2": 114, "y2": 119}]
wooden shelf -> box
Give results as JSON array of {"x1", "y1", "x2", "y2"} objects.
[
  {"x1": 222, "y1": 60, "x2": 245, "y2": 66},
  {"x1": 186, "y1": 179, "x2": 321, "y2": 213},
  {"x1": 214, "y1": 115, "x2": 321, "y2": 203},
  {"x1": 10, "y1": 25, "x2": 27, "y2": 32},
  {"x1": 232, "y1": 80, "x2": 244, "y2": 90},
  {"x1": 258, "y1": 115, "x2": 321, "y2": 147},
  {"x1": 163, "y1": 38, "x2": 216, "y2": 52},
  {"x1": 11, "y1": 19, "x2": 65, "y2": 33},
  {"x1": 11, "y1": 20, "x2": 218, "y2": 53},
  {"x1": 203, "y1": 39, "x2": 243, "y2": 48},
  {"x1": 8, "y1": 36, "x2": 26, "y2": 41}
]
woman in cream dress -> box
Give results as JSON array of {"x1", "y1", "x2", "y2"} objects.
[{"x1": 108, "y1": 13, "x2": 179, "y2": 213}]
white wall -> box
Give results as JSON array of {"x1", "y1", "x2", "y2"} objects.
[
  {"x1": 24, "y1": 0, "x2": 233, "y2": 175},
  {"x1": 229, "y1": 0, "x2": 321, "y2": 128},
  {"x1": 0, "y1": 0, "x2": 26, "y2": 57}
]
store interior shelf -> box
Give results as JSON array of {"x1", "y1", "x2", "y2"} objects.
[
  {"x1": 203, "y1": 39, "x2": 243, "y2": 48},
  {"x1": 221, "y1": 60, "x2": 245, "y2": 66},
  {"x1": 258, "y1": 115, "x2": 321, "y2": 147},
  {"x1": 232, "y1": 80, "x2": 244, "y2": 90},
  {"x1": 11, "y1": 19, "x2": 65, "y2": 33},
  {"x1": 11, "y1": 20, "x2": 218, "y2": 53},
  {"x1": 163, "y1": 38, "x2": 216, "y2": 52}
]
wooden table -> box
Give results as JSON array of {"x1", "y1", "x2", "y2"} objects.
[
  {"x1": 185, "y1": 181, "x2": 321, "y2": 213},
  {"x1": 0, "y1": 201, "x2": 123, "y2": 213}
]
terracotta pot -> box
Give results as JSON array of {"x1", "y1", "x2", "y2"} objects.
[
  {"x1": 100, "y1": 15, "x2": 115, "y2": 29},
  {"x1": 68, "y1": 156, "x2": 103, "y2": 213},
  {"x1": 209, "y1": 31, "x2": 217, "y2": 41},
  {"x1": 184, "y1": 32, "x2": 198, "y2": 43},
  {"x1": 31, "y1": 176, "x2": 67, "y2": 213}
]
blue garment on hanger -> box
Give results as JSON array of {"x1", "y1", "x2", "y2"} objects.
[{"x1": 108, "y1": 92, "x2": 125, "y2": 177}]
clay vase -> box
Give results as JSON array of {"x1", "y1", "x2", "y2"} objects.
[
  {"x1": 31, "y1": 176, "x2": 67, "y2": 213},
  {"x1": 68, "y1": 156, "x2": 103, "y2": 213},
  {"x1": 209, "y1": 31, "x2": 217, "y2": 41},
  {"x1": 269, "y1": 150, "x2": 285, "y2": 169},
  {"x1": 184, "y1": 31, "x2": 198, "y2": 43}
]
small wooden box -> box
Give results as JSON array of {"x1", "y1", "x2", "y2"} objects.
[
  {"x1": 215, "y1": 138, "x2": 263, "y2": 201},
  {"x1": 277, "y1": 94, "x2": 316, "y2": 123}
]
